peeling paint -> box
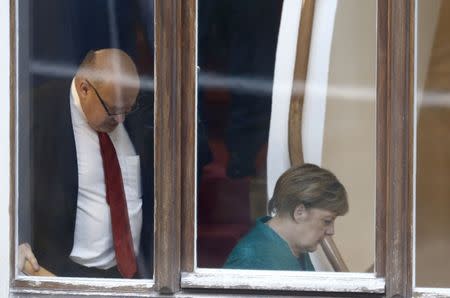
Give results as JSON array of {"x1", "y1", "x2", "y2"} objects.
[{"x1": 181, "y1": 269, "x2": 385, "y2": 293}]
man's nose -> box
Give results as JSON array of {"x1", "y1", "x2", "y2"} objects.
[
  {"x1": 112, "y1": 114, "x2": 126, "y2": 123},
  {"x1": 326, "y1": 223, "x2": 335, "y2": 236}
]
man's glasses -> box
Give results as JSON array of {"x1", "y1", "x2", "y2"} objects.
[{"x1": 85, "y1": 79, "x2": 140, "y2": 116}]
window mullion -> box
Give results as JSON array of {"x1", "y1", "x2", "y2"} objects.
[
  {"x1": 381, "y1": 0, "x2": 415, "y2": 297},
  {"x1": 154, "y1": 0, "x2": 182, "y2": 294},
  {"x1": 180, "y1": 0, "x2": 197, "y2": 274}
]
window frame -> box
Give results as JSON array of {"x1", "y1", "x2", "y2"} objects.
[
  {"x1": 379, "y1": 1, "x2": 415, "y2": 297},
  {"x1": 2, "y1": 0, "x2": 434, "y2": 297},
  {"x1": 1, "y1": 0, "x2": 11, "y2": 297}
]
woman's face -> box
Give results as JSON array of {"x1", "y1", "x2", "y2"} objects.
[{"x1": 291, "y1": 207, "x2": 337, "y2": 254}]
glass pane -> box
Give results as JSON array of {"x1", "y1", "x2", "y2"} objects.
[
  {"x1": 17, "y1": 0, "x2": 154, "y2": 279},
  {"x1": 416, "y1": 0, "x2": 450, "y2": 288},
  {"x1": 196, "y1": 0, "x2": 376, "y2": 272}
]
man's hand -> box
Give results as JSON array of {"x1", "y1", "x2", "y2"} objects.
[{"x1": 18, "y1": 243, "x2": 40, "y2": 273}]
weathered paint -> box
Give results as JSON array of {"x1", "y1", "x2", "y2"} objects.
[{"x1": 181, "y1": 269, "x2": 385, "y2": 293}]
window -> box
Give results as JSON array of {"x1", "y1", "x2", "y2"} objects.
[
  {"x1": 1, "y1": 0, "x2": 435, "y2": 297},
  {"x1": 12, "y1": 0, "x2": 155, "y2": 294},
  {"x1": 195, "y1": 0, "x2": 377, "y2": 274}
]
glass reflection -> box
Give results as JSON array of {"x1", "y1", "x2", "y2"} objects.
[
  {"x1": 196, "y1": 0, "x2": 281, "y2": 268},
  {"x1": 196, "y1": 0, "x2": 376, "y2": 272},
  {"x1": 17, "y1": 0, "x2": 154, "y2": 279},
  {"x1": 416, "y1": 0, "x2": 450, "y2": 288}
]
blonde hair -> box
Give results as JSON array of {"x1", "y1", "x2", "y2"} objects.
[{"x1": 268, "y1": 164, "x2": 348, "y2": 217}]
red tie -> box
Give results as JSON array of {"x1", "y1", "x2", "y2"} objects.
[{"x1": 98, "y1": 132, "x2": 137, "y2": 278}]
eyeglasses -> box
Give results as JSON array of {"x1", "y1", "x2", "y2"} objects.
[{"x1": 85, "y1": 79, "x2": 140, "y2": 116}]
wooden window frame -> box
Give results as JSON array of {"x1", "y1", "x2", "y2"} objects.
[
  {"x1": 4, "y1": 0, "x2": 436, "y2": 297},
  {"x1": 378, "y1": 1, "x2": 415, "y2": 297}
]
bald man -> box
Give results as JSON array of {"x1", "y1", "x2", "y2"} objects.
[{"x1": 19, "y1": 49, "x2": 154, "y2": 279}]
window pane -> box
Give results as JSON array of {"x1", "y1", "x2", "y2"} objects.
[
  {"x1": 196, "y1": 0, "x2": 376, "y2": 273},
  {"x1": 17, "y1": 0, "x2": 154, "y2": 279},
  {"x1": 416, "y1": 0, "x2": 450, "y2": 288}
]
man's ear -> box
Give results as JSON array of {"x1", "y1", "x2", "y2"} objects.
[
  {"x1": 293, "y1": 204, "x2": 306, "y2": 223},
  {"x1": 78, "y1": 79, "x2": 89, "y2": 98}
]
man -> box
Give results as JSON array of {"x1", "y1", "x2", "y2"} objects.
[
  {"x1": 224, "y1": 164, "x2": 348, "y2": 271},
  {"x1": 19, "y1": 49, "x2": 153, "y2": 279}
]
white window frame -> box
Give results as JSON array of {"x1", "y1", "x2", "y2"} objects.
[{"x1": 0, "y1": 0, "x2": 11, "y2": 296}]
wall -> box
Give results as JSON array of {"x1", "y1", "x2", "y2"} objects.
[
  {"x1": 322, "y1": 0, "x2": 444, "y2": 276},
  {"x1": 322, "y1": 0, "x2": 376, "y2": 272},
  {"x1": 415, "y1": 0, "x2": 449, "y2": 288},
  {"x1": 0, "y1": 0, "x2": 11, "y2": 296}
]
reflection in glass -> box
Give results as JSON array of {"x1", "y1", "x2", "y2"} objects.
[
  {"x1": 17, "y1": 0, "x2": 154, "y2": 279},
  {"x1": 416, "y1": 0, "x2": 450, "y2": 288},
  {"x1": 196, "y1": 0, "x2": 282, "y2": 268},
  {"x1": 196, "y1": 0, "x2": 376, "y2": 272}
]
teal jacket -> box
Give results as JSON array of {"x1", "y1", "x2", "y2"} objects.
[{"x1": 224, "y1": 216, "x2": 315, "y2": 271}]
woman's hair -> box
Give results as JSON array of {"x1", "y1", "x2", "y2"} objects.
[{"x1": 268, "y1": 164, "x2": 348, "y2": 218}]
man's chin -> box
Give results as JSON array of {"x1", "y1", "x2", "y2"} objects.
[
  {"x1": 88, "y1": 122, "x2": 114, "y2": 133},
  {"x1": 99, "y1": 124, "x2": 118, "y2": 133}
]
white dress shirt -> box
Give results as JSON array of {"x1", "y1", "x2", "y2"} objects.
[{"x1": 69, "y1": 80, "x2": 142, "y2": 269}]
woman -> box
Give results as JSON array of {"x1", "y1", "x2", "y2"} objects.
[{"x1": 224, "y1": 163, "x2": 348, "y2": 271}]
